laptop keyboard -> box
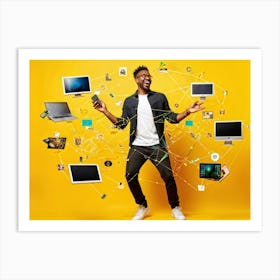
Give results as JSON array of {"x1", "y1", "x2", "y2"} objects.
[
  {"x1": 51, "y1": 115, "x2": 76, "y2": 121},
  {"x1": 52, "y1": 114, "x2": 71, "y2": 118}
]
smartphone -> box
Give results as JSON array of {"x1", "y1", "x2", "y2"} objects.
[
  {"x1": 219, "y1": 164, "x2": 230, "y2": 181},
  {"x1": 91, "y1": 94, "x2": 101, "y2": 106}
]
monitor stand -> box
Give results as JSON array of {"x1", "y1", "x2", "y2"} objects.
[
  {"x1": 200, "y1": 96, "x2": 206, "y2": 101},
  {"x1": 73, "y1": 94, "x2": 83, "y2": 97},
  {"x1": 224, "y1": 140, "x2": 233, "y2": 145}
]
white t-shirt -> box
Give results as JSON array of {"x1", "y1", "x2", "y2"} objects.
[{"x1": 132, "y1": 94, "x2": 160, "y2": 146}]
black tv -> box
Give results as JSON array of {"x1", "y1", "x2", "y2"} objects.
[
  {"x1": 191, "y1": 82, "x2": 214, "y2": 99},
  {"x1": 214, "y1": 120, "x2": 243, "y2": 145}
]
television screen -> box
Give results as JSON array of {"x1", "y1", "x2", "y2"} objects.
[
  {"x1": 191, "y1": 82, "x2": 214, "y2": 97},
  {"x1": 214, "y1": 121, "x2": 243, "y2": 140},
  {"x1": 62, "y1": 76, "x2": 91, "y2": 95},
  {"x1": 200, "y1": 163, "x2": 221, "y2": 180},
  {"x1": 68, "y1": 164, "x2": 102, "y2": 184}
]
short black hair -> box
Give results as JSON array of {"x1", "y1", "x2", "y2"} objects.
[{"x1": 133, "y1": 65, "x2": 149, "y2": 78}]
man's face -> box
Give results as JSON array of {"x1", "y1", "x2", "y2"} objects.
[{"x1": 135, "y1": 70, "x2": 152, "y2": 91}]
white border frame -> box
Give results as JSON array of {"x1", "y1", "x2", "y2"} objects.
[{"x1": 18, "y1": 48, "x2": 262, "y2": 232}]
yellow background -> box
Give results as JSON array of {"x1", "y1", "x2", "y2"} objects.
[{"x1": 30, "y1": 59, "x2": 250, "y2": 220}]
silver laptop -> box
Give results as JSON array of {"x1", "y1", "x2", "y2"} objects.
[{"x1": 45, "y1": 102, "x2": 77, "y2": 122}]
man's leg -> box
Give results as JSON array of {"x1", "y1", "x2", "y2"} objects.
[
  {"x1": 125, "y1": 146, "x2": 149, "y2": 207},
  {"x1": 150, "y1": 147, "x2": 185, "y2": 219},
  {"x1": 150, "y1": 147, "x2": 179, "y2": 209}
]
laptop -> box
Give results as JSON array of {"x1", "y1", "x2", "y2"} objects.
[{"x1": 44, "y1": 102, "x2": 77, "y2": 122}]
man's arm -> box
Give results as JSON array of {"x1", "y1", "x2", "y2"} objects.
[
  {"x1": 93, "y1": 100, "x2": 118, "y2": 124},
  {"x1": 93, "y1": 99, "x2": 130, "y2": 129},
  {"x1": 176, "y1": 101, "x2": 205, "y2": 122}
]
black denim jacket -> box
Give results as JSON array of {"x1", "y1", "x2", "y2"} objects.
[{"x1": 115, "y1": 90, "x2": 178, "y2": 147}]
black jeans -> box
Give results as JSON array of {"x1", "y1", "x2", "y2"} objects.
[{"x1": 125, "y1": 145, "x2": 179, "y2": 209}]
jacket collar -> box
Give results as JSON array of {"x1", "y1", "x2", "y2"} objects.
[{"x1": 133, "y1": 90, "x2": 155, "y2": 98}]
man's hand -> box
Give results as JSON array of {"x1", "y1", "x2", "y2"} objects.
[
  {"x1": 187, "y1": 100, "x2": 205, "y2": 114},
  {"x1": 93, "y1": 99, "x2": 107, "y2": 113},
  {"x1": 92, "y1": 99, "x2": 118, "y2": 125}
]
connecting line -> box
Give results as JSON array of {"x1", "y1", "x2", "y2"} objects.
[
  {"x1": 167, "y1": 72, "x2": 187, "y2": 95},
  {"x1": 167, "y1": 69, "x2": 198, "y2": 80},
  {"x1": 126, "y1": 172, "x2": 139, "y2": 184},
  {"x1": 225, "y1": 140, "x2": 247, "y2": 169},
  {"x1": 139, "y1": 178, "x2": 164, "y2": 186},
  {"x1": 213, "y1": 82, "x2": 228, "y2": 107},
  {"x1": 69, "y1": 139, "x2": 92, "y2": 155},
  {"x1": 151, "y1": 110, "x2": 177, "y2": 124},
  {"x1": 178, "y1": 142, "x2": 199, "y2": 164},
  {"x1": 115, "y1": 142, "x2": 202, "y2": 192},
  {"x1": 193, "y1": 137, "x2": 214, "y2": 155},
  {"x1": 166, "y1": 85, "x2": 188, "y2": 95},
  {"x1": 168, "y1": 151, "x2": 186, "y2": 164},
  {"x1": 220, "y1": 94, "x2": 227, "y2": 107},
  {"x1": 167, "y1": 80, "x2": 192, "y2": 105},
  {"x1": 55, "y1": 149, "x2": 73, "y2": 184},
  {"x1": 130, "y1": 147, "x2": 150, "y2": 159},
  {"x1": 129, "y1": 146, "x2": 174, "y2": 173},
  {"x1": 152, "y1": 109, "x2": 171, "y2": 120},
  {"x1": 174, "y1": 173, "x2": 198, "y2": 191},
  {"x1": 152, "y1": 108, "x2": 175, "y2": 113},
  {"x1": 156, "y1": 152, "x2": 169, "y2": 166},
  {"x1": 57, "y1": 153, "x2": 63, "y2": 164},
  {"x1": 92, "y1": 73, "x2": 111, "y2": 81},
  {"x1": 170, "y1": 130, "x2": 186, "y2": 143},
  {"x1": 193, "y1": 67, "x2": 207, "y2": 83},
  {"x1": 68, "y1": 122, "x2": 78, "y2": 134},
  {"x1": 219, "y1": 145, "x2": 234, "y2": 162},
  {"x1": 114, "y1": 115, "x2": 137, "y2": 129},
  {"x1": 155, "y1": 147, "x2": 160, "y2": 160},
  {"x1": 150, "y1": 146, "x2": 170, "y2": 166},
  {"x1": 92, "y1": 185, "x2": 104, "y2": 197},
  {"x1": 100, "y1": 175, "x2": 124, "y2": 195},
  {"x1": 128, "y1": 114, "x2": 138, "y2": 121},
  {"x1": 95, "y1": 136, "x2": 116, "y2": 154},
  {"x1": 61, "y1": 170, "x2": 72, "y2": 183}
]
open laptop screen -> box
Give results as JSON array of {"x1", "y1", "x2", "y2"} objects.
[{"x1": 45, "y1": 102, "x2": 71, "y2": 117}]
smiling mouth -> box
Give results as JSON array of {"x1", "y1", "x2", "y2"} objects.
[{"x1": 144, "y1": 80, "x2": 151, "y2": 87}]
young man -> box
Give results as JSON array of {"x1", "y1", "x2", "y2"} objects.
[{"x1": 93, "y1": 66, "x2": 204, "y2": 220}]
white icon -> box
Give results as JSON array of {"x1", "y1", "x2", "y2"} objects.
[
  {"x1": 119, "y1": 67, "x2": 127, "y2": 76},
  {"x1": 198, "y1": 185, "x2": 205, "y2": 191},
  {"x1": 211, "y1": 152, "x2": 219, "y2": 161}
]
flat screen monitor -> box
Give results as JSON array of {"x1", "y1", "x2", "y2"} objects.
[
  {"x1": 191, "y1": 82, "x2": 214, "y2": 99},
  {"x1": 214, "y1": 120, "x2": 243, "y2": 145},
  {"x1": 68, "y1": 164, "x2": 102, "y2": 184},
  {"x1": 200, "y1": 163, "x2": 221, "y2": 180},
  {"x1": 62, "y1": 76, "x2": 91, "y2": 96}
]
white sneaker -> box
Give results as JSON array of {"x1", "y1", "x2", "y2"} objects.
[
  {"x1": 172, "y1": 206, "x2": 186, "y2": 220},
  {"x1": 132, "y1": 205, "x2": 150, "y2": 220}
]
